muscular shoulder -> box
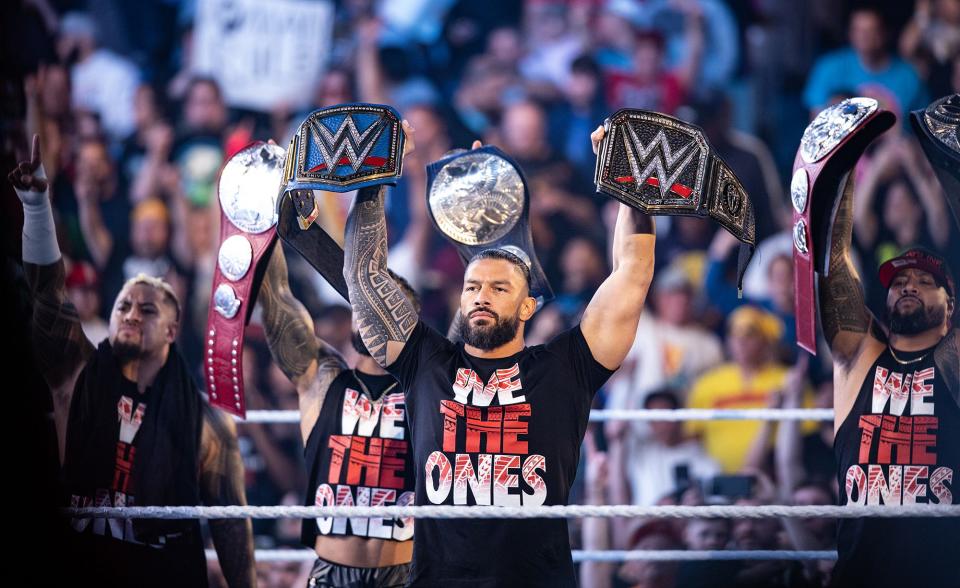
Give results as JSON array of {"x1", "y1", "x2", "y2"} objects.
[{"x1": 201, "y1": 404, "x2": 238, "y2": 462}]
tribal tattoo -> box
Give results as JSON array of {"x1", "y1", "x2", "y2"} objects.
[
  {"x1": 344, "y1": 187, "x2": 418, "y2": 366},
  {"x1": 25, "y1": 260, "x2": 94, "y2": 390},
  {"x1": 818, "y1": 177, "x2": 872, "y2": 364},
  {"x1": 259, "y1": 245, "x2": 344, "y2": 391},
  {"x1": 200, "y1": 405, "x2": 256, "y2": 588}
]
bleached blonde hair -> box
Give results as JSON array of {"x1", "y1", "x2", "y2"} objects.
[{"x1": 119, "y1": 273, "x2": 181, "y2": 321}]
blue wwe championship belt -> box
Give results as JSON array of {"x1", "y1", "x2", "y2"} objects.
[
  {"x1": 277, "y1": 104, "x2": 405, "y2": 300},
  {"x1": 426, "y1": 145, "x2": 554, "y2": 307},
  {"x1": 594, "y1": 109, "x2": 757, "y2": 289}
]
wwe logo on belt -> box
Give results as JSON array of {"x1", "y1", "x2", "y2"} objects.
[
  {"x1": 617, "y1": 125, "x2": 697, "y2": 199},
  {"x1": 308, "y1": 115, "x2": 388, "y2": 173}
]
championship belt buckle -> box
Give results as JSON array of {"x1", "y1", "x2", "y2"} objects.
[
  {"x1": 426, "y1": 145, "x2": 554, "y2": 306},
  {"x1": 790, "y1": 97, "x2": 895, "y2": 354},
  {"x1": 910, "y1": 94, "x2": 960, "y2": 232},
  {"x1": 204, "y1": 141, "x2": 286, "y2": 417},
  {"x1": 594, "y1": 109, "x2": 757, "y2": 289},
  {"x1": 277, "y1": 103, "x2": 405, "y2": 300}
]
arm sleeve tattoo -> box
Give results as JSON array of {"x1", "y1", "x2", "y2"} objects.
[
  {"x1": 343, "y1": 186, "x2": 418, "y2": 366},
  {"x1": 259, "y1": 245, "x2": 345, "y2": 388},
  {"x1": 818, "y1": 177, "x2": 873, "y2": 364},
  {"x1": 24, "y1": 260, "x2": 94, "y2": 389},
  {"x1": 200, "y1": 405, "x2": 256, "y2": 588}
]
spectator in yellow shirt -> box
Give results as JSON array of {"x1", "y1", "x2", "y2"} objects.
[{"x1": 686, "y1": 306, "x2": 791, "y2": 472}]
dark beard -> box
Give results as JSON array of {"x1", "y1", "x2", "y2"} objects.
[
  {"x1": 113, "y1": 340, "x2": 143, "y2": 363},
  {"x1": 888, "y1": 299, "x2": 946, "y2": 334},
  {"x1": 351, "y1": 330, "x2": 372, "y2": 357},
  {"x1": 458, "y1": 309, "x2": 521, "y2": 351}
]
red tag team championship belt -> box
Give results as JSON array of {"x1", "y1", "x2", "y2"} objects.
[
  {"x1": 790, "y1": 98, "x2": 895, "y2": 354},
  {"x1": 277, "y1": 103, "x2": 405, "y2": 300},
  {"x1": 595, "y1": 109, "x2": 757, "y2": 289},
  {"x1": 205, "y1": 142, "x2": 286, "y2": 417}
]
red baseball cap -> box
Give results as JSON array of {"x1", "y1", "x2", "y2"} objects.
[{"x1": 878, "y1": 248, "x2": 955, "y2": 297}]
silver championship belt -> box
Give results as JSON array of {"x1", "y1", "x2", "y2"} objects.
[
  {"x1": 277, "y1": 103, "x2": 405, "y2": 299},
  {"x1": 204, "y1": 142, "x2": 286, "y2": 417},
  {"x1": 911, "y1": 94, "x2": 960, "y2": 231},
  {"x1": 594, "y1": 109, "x2": 757, "y2": 289},
  {"x1": 790, "y1": 97, "x2": 895, "y2": 353},
  {"x1": 426, "y1": 145, "x2": 553, "y2": 306}
]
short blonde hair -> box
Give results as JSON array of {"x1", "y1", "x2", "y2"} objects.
[{"x1": 120, "y1": 273, "x2": 181, "y2": 321}]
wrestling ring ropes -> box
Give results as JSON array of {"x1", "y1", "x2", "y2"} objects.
[{"x1": 65, "y1": 408, "x2": 960, "y2": 564}]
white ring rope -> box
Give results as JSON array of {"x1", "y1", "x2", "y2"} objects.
[
  {"x1": 209, "y1": 549, "x2": 839, "y2": 563},
  {"x1": 65, "y1": 504, "x2": 960, "y2": 520},
  {"x1": 239, "y1": 408, "x2": 836, "y2": 424}
]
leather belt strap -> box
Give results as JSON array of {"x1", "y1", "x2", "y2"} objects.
[
  {"x1": 204, "y1": 142, "x2": 285, "y2": 417},
  {"x1": 789, "y1": 97, "x2": 895, "y2": 354}
]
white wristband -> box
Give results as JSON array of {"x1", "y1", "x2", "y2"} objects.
[{"x1": 17, "y1": 164, "x2": 61, "y2": 265}]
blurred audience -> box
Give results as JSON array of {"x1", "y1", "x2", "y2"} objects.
[{"x1": 8, "y1": 2, "x2": 960, "y2": 585}]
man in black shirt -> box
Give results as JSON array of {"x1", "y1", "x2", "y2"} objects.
[
  {"x1": 10, "y1": 136, "x2": 254, "y2": 587},
  {"x1": 342, "y1": 126, "x2": 655, "y2": 586},
  {"x1": 819, "y1": 184, "x2": 959, "y2": 587},
  {"x1": 258, "y1": 245, "x2": 420, "y2": 587}
]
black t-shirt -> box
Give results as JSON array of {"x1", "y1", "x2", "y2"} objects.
[
  {"x1": 67, "y1": 378, "x2": 207, "y2": 587},
  {"x1": 832, "y1": 341, "x2": 960, "y2": 588},
  {"x1": 302, "y1": 369, "x2": 415, "y2": 547},
  {"x1": 387, "y1": 321, "x2": 614, "y2": 587}
]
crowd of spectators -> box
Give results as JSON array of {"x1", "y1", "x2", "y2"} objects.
[{"x1": 3, "y1": 0, "x2": 959, "y2": 586}]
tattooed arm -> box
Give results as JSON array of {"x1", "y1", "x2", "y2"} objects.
[
  {"x1": 343, "y1": 186, "x2": 419, "y2": 367},
  {"x1": 200, "y1": 405, "x2": 256, "y2": 588},
  {"x1": 12, "y1": 135, "x2": 94, "y2": 462},
  {"x1": 258, "y1": 245, "x2": 346, "y2": 442},
  {"x1": 817, "y1": 177, "x2": 885, "y2": 368}
]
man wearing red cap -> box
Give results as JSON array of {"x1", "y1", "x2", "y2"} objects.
[{"x1": 819, "y1": 182, "x2": 959, "y2": 587}]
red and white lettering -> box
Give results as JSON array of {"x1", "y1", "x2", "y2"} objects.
[
  {"x1": 425, "y1": 451, "x2": 452, "y2": 504},
  {"x1": 393, "y1": 491, "x2": 415, "y2": 541},
  {"x1": 867, "y1": 464, "x2": 902, "y2": 505},
  {"x1": 903, "y1": 465, "x2": 929, "y2": 504},
  {"x1": 493, "y1": 454, "x2": 521, "y2": 506},
  {"x1": 117, "y1": 396, "x2": 145, "y2": 444},
  {"x1": 910, "y1": 368, "x2": 935, "y2": 415},
  {"x1": 314, "y1": 483, "x2": 335, "y2": 534},
  {"x1": 845, "y1": 465, "x2": 867, "y2": 505},
  {"x1": 453, "y1": 453, "x2": 492, "y2": 505},
  {"x1": 342, "y1": 388, "x2": 382, "y2": 436},
  {"x1": 451, "y1": 365, "x2": 525, "y2": 406},
  {"x1": 521, "y1": 454, "x2": 547, "y2": 506},
  {"x1": 379, "y1": 393, "x2": 406, "y2": 439},
  {"x1": 930, "y1": 467, "x2": 954, "y2": 504}
]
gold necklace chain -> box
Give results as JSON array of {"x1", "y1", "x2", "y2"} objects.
[
  {"x1": 351, "y1": 369, "x2": 398, "y2": 399},
  {"x1": 888, "y1": 347, "x2": 929, "y2": 365}
]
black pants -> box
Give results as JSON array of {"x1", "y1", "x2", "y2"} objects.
[{"x1": 307, "y1": 557, "x2": 411, "y2": 588}]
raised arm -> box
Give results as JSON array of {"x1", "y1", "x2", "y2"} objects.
[
  {"x1": 343, "y1": 186, "x2": 419, "y2": 367},
  {"x1": 258, "y1": 244, "x2": 345, "y2": 441},
  {"x1": 11, "y1": 135, "x2": 94, "y2": 462},
  {"x1": 818, "y1": 176, "x2": 884, "y2": 368},
  {"x1": 580, "y1": 126, "x2": 654, "y2": 369},
  {"x1": 199, "y1": 405, "x2": 256, "y2": 588},
  {"x1": 580, "y1": 204, "x2": 655, "y2": 369}
]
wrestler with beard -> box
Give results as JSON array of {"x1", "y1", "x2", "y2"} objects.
[
  {"x1": 342, "y1": 126, "x2": 656, "y2": 587},
  {"x1": 819, "y1": 181, "x2": 959, "y2": 587},
  {"x1": 10, "y1": 136, "x2": 255, "y2": 587},
  {"x1": 257, "y1": 244, "x2": 420, "y2": 587}
]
